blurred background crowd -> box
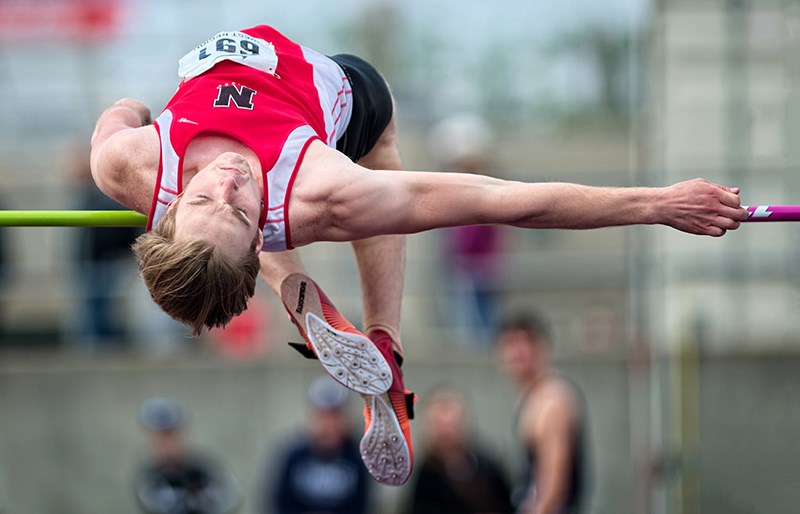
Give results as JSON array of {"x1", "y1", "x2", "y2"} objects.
[{"x1": 2, "y1": 0, "x2": 800, "y2": 513}]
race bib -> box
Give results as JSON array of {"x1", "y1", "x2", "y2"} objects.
[{"x1": 178, "y1": 31, "x2": 278, "y2": 80}]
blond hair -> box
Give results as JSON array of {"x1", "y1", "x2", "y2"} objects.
[{"x1": 132, "y1": 208, "x2": 260, "y2": 336}]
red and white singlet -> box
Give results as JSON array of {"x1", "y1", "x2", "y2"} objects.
[{"x1": 147, "y1": 25, "x2": 352, "y2": 251}]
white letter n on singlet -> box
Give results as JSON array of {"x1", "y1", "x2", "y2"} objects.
[{"x1": 214, "y1": 84, "x2": 257, "y2": 110}]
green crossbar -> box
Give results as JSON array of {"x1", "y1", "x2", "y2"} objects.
[{"x1": 0, "y1": 210, "x2": 147, "y2": 227}]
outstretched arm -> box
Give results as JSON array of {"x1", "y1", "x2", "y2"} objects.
[
  {"x1": 90, "y1": 98, "x2": 159, "y2": 213},
  {"x1": 289, "y1": 141, "x2": 749, "y2": 246}
]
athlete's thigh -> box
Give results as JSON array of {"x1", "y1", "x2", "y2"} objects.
[{"x1": 355, "y1": 111, "x2": 403, "y2": 172}]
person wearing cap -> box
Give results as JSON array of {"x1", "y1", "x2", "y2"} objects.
[
  {"x1": 262, "y1": 376, "x2": 371, "y2": 514},
  {"x1": 134, "y1": 397, "x2": 242, "y2": 514}
]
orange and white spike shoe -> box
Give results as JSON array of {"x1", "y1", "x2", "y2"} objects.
[
  {"x1": 359, "y1": 329, "x2": 415, "y2": 486},
  {"x1": 280, "y1": 273, "x2": 393, "y2": 396}
]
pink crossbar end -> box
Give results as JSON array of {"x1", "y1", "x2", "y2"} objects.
[{"x1": 742, "y1": 205, "x2": 800, "y2": 222}]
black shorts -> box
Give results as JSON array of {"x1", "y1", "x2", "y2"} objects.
[{"x1": 328, "y1": 54, "x2": 394, "y2": 162}]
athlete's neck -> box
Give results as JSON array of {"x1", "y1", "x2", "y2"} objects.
[
  {"x1": 519, "y1": 366, "x2": 551, "y2": 392},
  {"x1": 182, "y1": 133, "x2": 264, "y2": 194}
]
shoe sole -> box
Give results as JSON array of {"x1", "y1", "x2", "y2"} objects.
[
  {"x1": 360, "y1": 394, "x2": 412, "y2": 486},
  {"x1": 281, "y1": 273, "x2": 393, "y2": 395}
]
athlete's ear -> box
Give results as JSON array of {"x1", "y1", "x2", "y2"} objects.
[
  {"x1": 254, "y1": 230, "x2": 264, "y2": 255},
  {"x1": 166, "y1": 192, "x2": 184, "y2": 212}
]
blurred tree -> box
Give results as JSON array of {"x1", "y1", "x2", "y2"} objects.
[{"x1": 546, "y1": 25, "x2": 641, "y2": 123}]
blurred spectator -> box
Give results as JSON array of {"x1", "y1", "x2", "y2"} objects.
[
  {"x1": 207, "y1": 289, "x2": 272, "y2": 360},
  {"x1": 496, "y1": 313, "x2": 590, "y2": 514},
  {"x1": 405, "y1": 384, "x2": 513, "y2": 514},
  {"x1": 430, "y1": 114, "x2": 507, "y2": 348},
  {"x1": 262, "y1": 376, "x2": 371, "y2": 514},
  {"x1": 134, "y1": 397, "x2": 242, "y2": 514},
  {"x1": 65, "y1": 144, "x2": 142, "y2": 351}
]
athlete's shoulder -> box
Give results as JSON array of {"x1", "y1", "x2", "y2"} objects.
[
  {"x1": 297, "y1": 138, "x2": 365, "y2": 181},
  {"x1": 539, "y1": 376, "x2": 579, "y2": 409}
]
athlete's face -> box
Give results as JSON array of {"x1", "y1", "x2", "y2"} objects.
[
  {"x1": 173, "y1": 152, "x2": 263, "y2": 259},
  {"x1": 496, "y1": 329, "x2": 547, "y2": 382}
]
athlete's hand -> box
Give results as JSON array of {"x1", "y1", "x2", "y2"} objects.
[
  {"x1": 113, "y1": 98, "x2": 152, "y2": 126},
  {"x1": 659, "y1": 178, "x2": 749, "y2": 237}
]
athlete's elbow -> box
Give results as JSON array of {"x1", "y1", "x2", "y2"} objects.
[
  {"x1": 90, "y1": 146, "x2": 130, "y2": 208},
  {"x1": 89, "y1": 149, "x2": 109, "y2": 193},
  {"x1": 91, "y1": 169, "x2": 121, "y2": 206}
]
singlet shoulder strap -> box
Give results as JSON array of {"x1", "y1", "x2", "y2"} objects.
[{"x1": 147, "y1": 109, "x2": 181, "y2": 231}]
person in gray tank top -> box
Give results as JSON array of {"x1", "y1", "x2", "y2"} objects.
[{"x1": 497, "y1": 313, "x2": 589, "y2": 514}]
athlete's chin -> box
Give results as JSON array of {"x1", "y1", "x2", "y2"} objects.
[
  {"x1": 217, "y1": 152, "x2": 251, "y2": 171},
  {"x1": 500, "y1": 361, "x2": 527, "y2": 381},
  {"x1": 219, "y1": 166, "x2": 248, "y2": 177}
]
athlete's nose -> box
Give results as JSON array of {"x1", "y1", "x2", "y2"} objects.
[{"x1": 219, "y1": 176, "x2": 239, "y2": 201}]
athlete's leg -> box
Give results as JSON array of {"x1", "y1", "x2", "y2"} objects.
[
  {"x1": 352, "y1": 112, "x2": 406, "y2": 357},
  {"x1": 261, "y1": 250, "x2": 395, "y2": 395},
  {"x1": 258, "y1": 249, "x2": 307, "y2": 294},
  {"x1": 294, "y1": 53, "x2": 413, "y2": 485},
  {"x1": 351, "y1": 111, "x2": 415, "y2": 486}
]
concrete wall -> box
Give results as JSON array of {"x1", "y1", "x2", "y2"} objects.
[
  {"x1": 3, "y1": 350, "x2": 798, "y2": 514},
  {"x1": 0, "y1": 350, "x2": 636, "y2": 514}
]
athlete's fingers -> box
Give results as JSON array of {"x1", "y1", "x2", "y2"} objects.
[
  {"x1": 718, "y1": 190, "x2": 742, "y2": 209},
  {"x1": 717, "y1": 204, "x2": 749, "y2": 221},
  {"x1": 706, "y1": 180, "x2": 740, "y2": 195},
  {"x1": 713, "y1": 215, "x2": 741, "y2": 232},
  {"x1": 737, "y1": 207, "x2": 750, "y2": 220}
]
